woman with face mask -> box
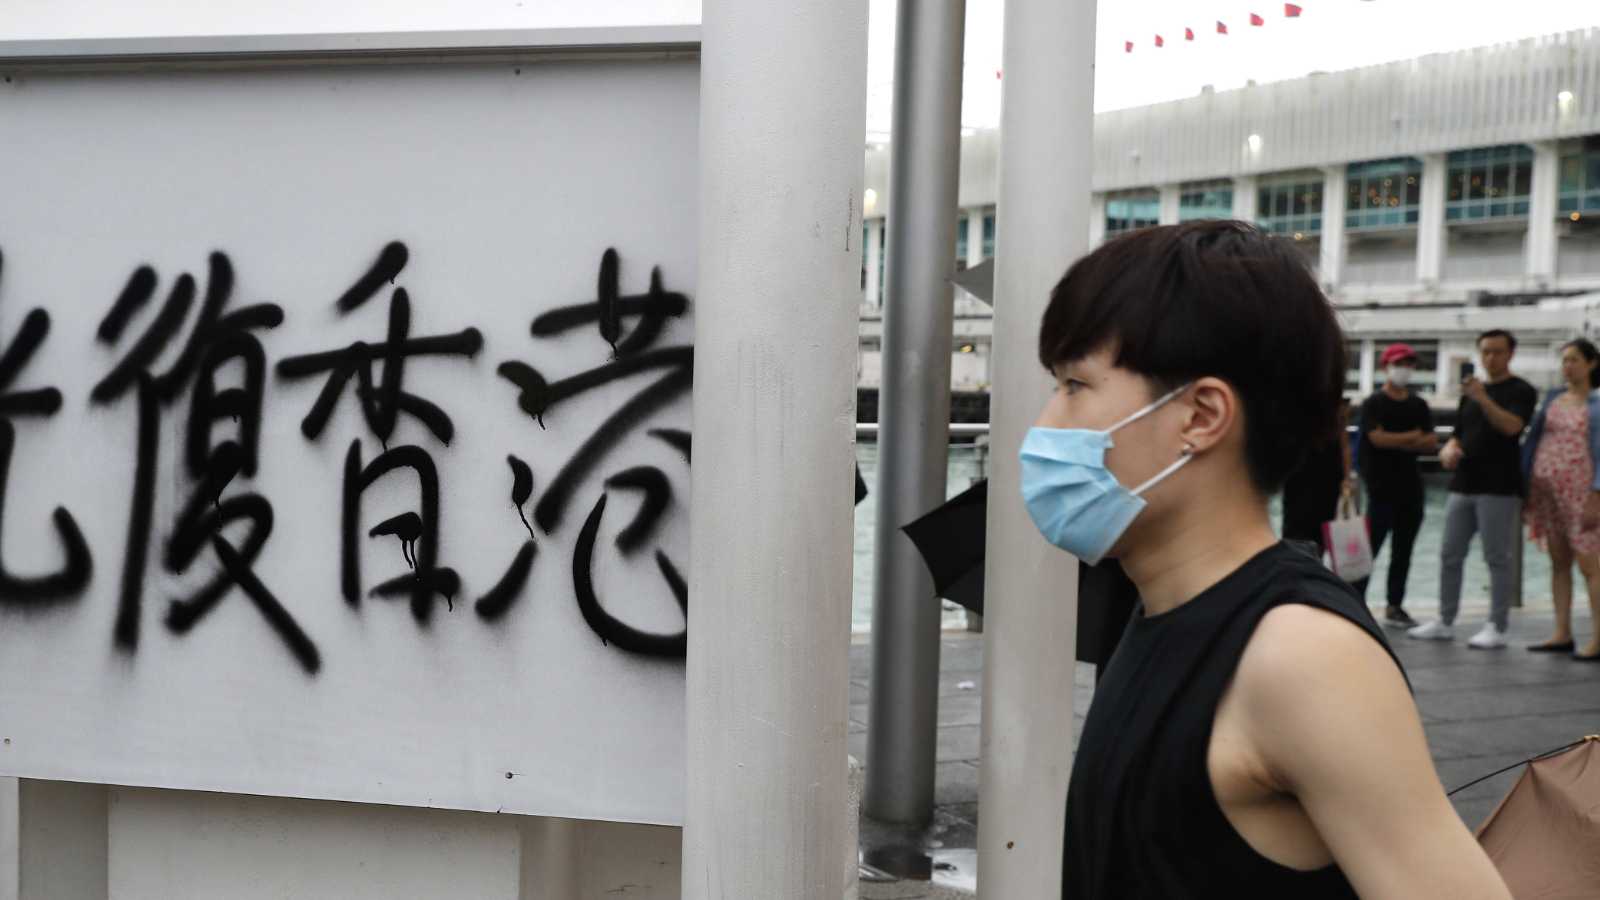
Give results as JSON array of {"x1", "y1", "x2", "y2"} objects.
[
  {"x1": 1520, "y1": 337, "x2": 1600, "y2": 659},
  {"x1": 1029, "y1": 221, "x2": 1510, "y2": 900}
]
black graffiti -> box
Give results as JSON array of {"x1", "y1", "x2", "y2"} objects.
[
  {"x1": 162, "y1": 443, "x2": 319, "y2": 674},
  {"x1": 95, "y1": 253, "x2": 316, "y2": 673},
  {"x1": 474, "y1": 540, "x2": 536, "y2": 622},
  {"x1": 342, "y1": 441, "x2": 460, "y2": 622},
  {"x1": 467, "y1": 456, "x2": 540, "y2": 622},
  {"x1": 112, "y1": 376, "x2": 158, "y2": 649},
  {"x1": 0, "y1": 248, "x2": 91, "y2": 608},
  {"x1": 508, "y1": 454, "x2": 535, "y2": 540},
  {"x1": 276, "y1": 241, "x2": 482, "y2": 447},
  {"x1": 497, "y1": 249, "x2": 693, "y2": 654},
  {"x1": 529, "y1": 247, "x2": 689, "y2": 357},
  {"x1": 572, "y1": 493, "x2": 687, "y2": 657},
  {"x1": 336, "y1": 241, "x2": 409, "y2": 313}
]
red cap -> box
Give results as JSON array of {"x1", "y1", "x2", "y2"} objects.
[{"x1": 1380, "y1": 343, "x2": 1418, "y2": 367}]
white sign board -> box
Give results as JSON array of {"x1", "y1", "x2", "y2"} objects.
[{"x1": 0, "y1": 42, "x2": 697, "y2": 825}]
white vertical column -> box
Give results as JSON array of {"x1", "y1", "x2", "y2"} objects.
[
  {"x1": 1360, "y1": 338, "x2": 1377, "y2": 396},
  {"x1": 977, "y1": 0, "x2": 1095, "y2": 894},
  {"x1": 1232, "y1": 176, "x2": 1259, "y2": 222},
  {"x1": 1320, "y1": 166, "x2": 1348, "y2": 294},
  {"x1": 966, "y1": 208, "x2": 986, "y2": 268},
  {"x1": 1417, "y1": 153, "x2": 1448, "y2": 288},
  {"x1": 686, "y1": 0, "x2": 867, "y2": 896},
  {"x1": 1434, "y1": 350, "x2": 1452, "y2": 405},
  {"x1": 1158, "y1": 183, "x2": 1181, "y2": 224},
  {"x1": 1088, "y1": 194, "x2": 1106, "y2": 247},
  {"x1": 1526, "y1": 141, "x2": 1560, "y2": 286},
  {"x1": 865, "y1": 218, "x2": 884, "y2": 307}
]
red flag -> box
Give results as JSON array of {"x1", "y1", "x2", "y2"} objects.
[
  {"x1": 1250, "y1": 12, "x2": 1265, "y2": 25},
  {"x1": 1185, "y1": 27, "x2": 1195, "y2": 40},
  {"x1": 1285, "y1": 3, "x2": 1303, "y2": 16},
  {"x1": 1125, "y1": 40, "x2": 1134, "y2": 52},
  {"x1": 1217, "y1": 20, "x2": 1229, "y2": 34},
  {"x1": 1154, "y1": 34, "x2": 1164, "y2": 47}
]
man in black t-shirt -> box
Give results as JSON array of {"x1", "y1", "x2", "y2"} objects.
[
  {"x1": 1356, "y1": 344, "x2": 1435, "y2": 628},
  {"x1": 1409, "y1": 330, "x2": 1539, "y2": 649}
]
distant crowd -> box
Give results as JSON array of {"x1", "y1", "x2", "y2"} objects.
[{"x1": 1282, "y1": 330, "x2": 1600, "y2": 660}]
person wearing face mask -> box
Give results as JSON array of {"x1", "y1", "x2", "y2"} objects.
[
  {"x1": 1353, "y1": 343, "x2": 1436, "y2": 628},
  {"x1": 1027, "y1": 221, "x2": 1509, "y2": 900}
]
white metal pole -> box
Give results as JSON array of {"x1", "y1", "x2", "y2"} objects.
[
  {"x1": 684, "y1": 0, "x2": 868, "y2": 897},
  {"x1": 976, "y1": 0, "x2": 1096, "y2": 894}
]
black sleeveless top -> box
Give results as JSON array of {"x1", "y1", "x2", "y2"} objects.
[{"x1": 1062, "y1": 542, "x2": 1406, "y2": 899}]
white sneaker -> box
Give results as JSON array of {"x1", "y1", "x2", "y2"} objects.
[
  {"x1": 1408, "y1": 620, "x2": 1455, "y2": 641},
  {"x1": 1467, "y1": 623, "x2": 1508, "y2": 650}
]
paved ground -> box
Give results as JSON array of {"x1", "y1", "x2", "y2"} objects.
[{"x1": 849, "y1": 603, "x2": 1600, "y2": 862}]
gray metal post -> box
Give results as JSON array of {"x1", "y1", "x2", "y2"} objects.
[
  {"x1": 977, "y1": 0, "x2": 1097, "y2": 894},
  {"x1": 864, "y1": 0, "x2": 967, "y2": 825},
  {"x1": 683, "y1": 0, "x2": 869, "y2": 896}
]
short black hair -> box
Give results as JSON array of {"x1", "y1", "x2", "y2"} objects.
[
  {"x1": 1477, "y1": 329, "x2": 1517, "y2": 351},
  {"x1": 1037, "y1": 220, "x2": 1345, "y2": 495},
  {"x1": 1565, "y1": 338, "x2": 1600, "y2": 389}
]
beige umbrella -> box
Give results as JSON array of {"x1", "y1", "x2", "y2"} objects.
[{"x1": 1473, "y1": 735, "x2": 1600, "y2": 898}]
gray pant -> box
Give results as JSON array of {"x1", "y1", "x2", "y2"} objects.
[{"x1": 1438, "y1": 492, "x2": 1521, "y2": 630}]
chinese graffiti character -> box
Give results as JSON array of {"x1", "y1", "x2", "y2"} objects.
[
  {"x1": 94, "y1": 251, "x2": 319, "y2": 674},
  {"x1": 495, "y1": 248, "x2": 692, "y2": 654},
  {"x1": 0, "y1": 248, "x2": 91, "y2": 607},
  {"x1": 278, "y1": 242, "x2": 481, "y2": 623}
]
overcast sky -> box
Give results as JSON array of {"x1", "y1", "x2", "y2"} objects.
[
  {"x1": 5, "y1": 0, "x2": 1597, "y2": 137},
  {"x1": 872, "y1": 0, "x2": 1600, "y2": 138}
]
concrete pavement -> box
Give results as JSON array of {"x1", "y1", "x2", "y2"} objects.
[{"x1": 849, "y1": 603, "x2": 1600, "y2": 886}]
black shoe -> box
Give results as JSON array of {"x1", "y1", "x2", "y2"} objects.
[
  {"x1": 1527, "y1": 640, "x2": 1575, "y2": 653},
  {"x1": 1384, "y1": 606, "x2": 1418, "y2": 629}
]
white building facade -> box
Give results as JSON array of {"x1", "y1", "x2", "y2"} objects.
[{"x1": 862, "y1": 28, "x2": 1600, "y2": 405}]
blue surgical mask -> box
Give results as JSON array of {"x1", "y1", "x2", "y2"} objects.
[{"x1": 1019, "y1": 384, "x2": 1193, "y2": 564}]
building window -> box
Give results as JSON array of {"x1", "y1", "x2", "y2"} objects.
[
  {"x1": 982, "y1": 211, "x2": 996, "y2": 259},
  {"x1": 1446, "y1": 145, "x2": 1532, "y2": 222},
  {"x1": 1257, "y1": 177, "x2": 1324, "y2": 237},
  {"x1": 1558, "y1": 138, "x2": 1600, "y2": 219},
  {"x1": 1106, "y1": 190, "x2": 1159, "y2": 237},
  {"x1": 1345, "y1": 158, "x2": 1423, "y2": 230},
  {"x1": 956, "y1": 214, "x2": 969, "y2": 268},
  {"x1": 1178, "y1": 180, "x2": 1233, "y2": 221}
]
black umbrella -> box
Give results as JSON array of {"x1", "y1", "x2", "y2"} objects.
[
  {"x1": 901, "y1": 479, "x2": 989, "y2": 615},
  {"x1": 900, "y1": 477, "x2": 1138, "y2": 669}
]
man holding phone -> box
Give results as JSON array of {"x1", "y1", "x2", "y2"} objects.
[{"x1": 1410, "y1": 330, "x2": 1538, "y2": 648}]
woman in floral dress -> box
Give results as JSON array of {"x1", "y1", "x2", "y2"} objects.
[{"x1": 1522, "y1": 338, "x2": 1600, "y2": 659}]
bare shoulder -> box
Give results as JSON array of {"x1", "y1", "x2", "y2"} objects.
[
  {"x1": 1233, "y1": 603, "x2": 1407, "y2": 723},
  {"x1": 1227, "y1": 608, "x2": 1512, "y2": 898}
]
